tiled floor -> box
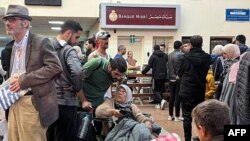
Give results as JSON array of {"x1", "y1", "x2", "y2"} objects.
[{"x1": 137, "y1": 102, "x2": 197, "y2": 141}]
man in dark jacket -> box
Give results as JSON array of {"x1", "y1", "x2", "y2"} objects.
[
  {"x1": 46, "y1": 20, "x2": 84, "y2": 141},
  {"x1": 235, "y1": 34, "x2": 250, "y2": 54},
  {"x1": 168, "y1": 40, "x2": 184, "y2": 121},
  {"x1": 178, "y1": 35, "x2": 210, "y2": 141},
  {"x1": 142, "y1": 45, "x2": 168, "y2": 110}
]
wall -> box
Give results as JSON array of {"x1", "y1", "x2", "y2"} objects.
[
  {"x1": 0, "y1": 0, "x2": 99, "y2": 17},
  {"x1": 101, "y1": 0, "x2": 250, "y2": 64},
  {"x1": 1, "y1": 0, "x2": 249, "y2": 64}
]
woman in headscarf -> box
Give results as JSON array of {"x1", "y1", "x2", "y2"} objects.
[
  {"x1": 95, "y1": 84, "x2": 153, "y2": 131},
  {"x1": 214, "y1": 44, "x2": 240, "y2": 100}
]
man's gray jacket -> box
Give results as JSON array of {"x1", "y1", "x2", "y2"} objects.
[{"x1": 168, "y1": 49, "x2": 183, "y2": 81}]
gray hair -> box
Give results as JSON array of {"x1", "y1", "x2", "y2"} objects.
[
  {"x1": 222, "y1": 43, "x2": 240, "y2": 59},
  {"x1": 118, "y1": 45, "x2": 126, "y2": 51},
  {"x1": 212, "y1": 45, "x2": 223, "y2": 55}
]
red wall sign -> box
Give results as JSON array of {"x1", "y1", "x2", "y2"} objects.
[{"x1": 100, "y1": 3, "x2": 180, "y2": 29}]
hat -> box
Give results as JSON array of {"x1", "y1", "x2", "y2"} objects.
[
  {"x1": 95, "y1": 30, "x2": 111, "y2": 40},
  {"x1": 3, "y1": 5, "x2": 32, "y2": 21}
]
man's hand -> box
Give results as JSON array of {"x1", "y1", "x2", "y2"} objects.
[
  {"x1": 10, "y1": 74, "x2": 21, "y2": 93},
  {"x1": 81, "y1": 101, "x2": 92, "y2": 110}
]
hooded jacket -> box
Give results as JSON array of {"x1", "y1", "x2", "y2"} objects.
[
  {"x1": 205, "y1": 70, "x2": 215, "y2": 99},
  {"x1": 142, "y1": 50, "x2": 168, "y2": 79},
  {"x1": 178, "y1": 47, "x2": 211, "y2": 99}
]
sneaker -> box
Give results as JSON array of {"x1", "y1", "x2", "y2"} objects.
[
  {"x1": 155, "y1": 104, "x2": 160, "y2": 109},
  {"x1": 160, "y1": 99, "x2": 166, "y2": 110},
  {"x1": 168, "y1": 116, "x2": 174, "y2": 121},
  {"x1": 179, "y1": 117, "x2": 184, "y2": 121},
  {"x1": 175, "y1": 117, "x2": 184, "y2": 121}
]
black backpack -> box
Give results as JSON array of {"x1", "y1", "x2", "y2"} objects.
[{"x1": 50, "y1": 38, "x2": 75, "y2": 85}]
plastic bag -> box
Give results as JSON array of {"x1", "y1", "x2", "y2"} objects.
[{"x1": 151, "y1": 133, "x2": 181, "y2": 141}]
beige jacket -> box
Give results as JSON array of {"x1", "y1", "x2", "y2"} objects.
[{"x1": 95, "y1": 98, "x2": 152, "y2": 123}]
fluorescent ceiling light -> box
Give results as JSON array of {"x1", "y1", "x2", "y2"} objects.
[
  {"x1": 0, "y1": 37, "x2": 7, "y2": 39},
  {"x1": 51, "y1": 27, "x2": 61, "y2": 31},
  {"x1": 48, "y1": 21, "x2": 64, "y2": 24}
]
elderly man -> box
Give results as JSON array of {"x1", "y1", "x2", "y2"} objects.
[
  {"x1": 114, "y1": 45, "x2": 126, "y2": 59},
  {"x1": 2, "y1": 4, "x2": 62, "y2": 141}
]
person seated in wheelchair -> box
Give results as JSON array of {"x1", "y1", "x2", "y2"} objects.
[{"x1": 95, "y1": 84, "x2": 153, "y2": 133}]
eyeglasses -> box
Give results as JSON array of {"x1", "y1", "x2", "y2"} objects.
[
  {"x1": 118, "y1": 89, "x2": 126, "y2": 94},
  {"x1": 3, "y1": 17, "x2": 23, "y2": 24}
]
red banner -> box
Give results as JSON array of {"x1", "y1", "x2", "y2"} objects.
[{"x1": 106, "y1": 6, "x2": 176, "y2": 26}]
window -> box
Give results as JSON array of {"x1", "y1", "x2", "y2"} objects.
[
  {"x1": 25, "y1": 0, "x2": 61, "y2": 6},
  {"x1": 210, "y1": 37, "x2": 233, "y2": 54}
]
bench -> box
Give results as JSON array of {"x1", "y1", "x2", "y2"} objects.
[
  {"x1": 127, "y1": 83, "x2": 169, "y2": 88},
  {"x1": 112, "y1": 73, "x2": 170, "y2": 105}
]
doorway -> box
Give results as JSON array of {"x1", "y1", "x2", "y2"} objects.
[{"x1": 118, "y1": 36, "x2": 144, "y2": 67}]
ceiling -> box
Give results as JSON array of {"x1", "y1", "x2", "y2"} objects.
[{"x1": 0, "y1": 16, "x2": 98, "y2": 46}]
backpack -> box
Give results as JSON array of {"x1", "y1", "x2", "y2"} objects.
[{"x1": 50, "y1": 38, "x2": 75, "y2": 85}]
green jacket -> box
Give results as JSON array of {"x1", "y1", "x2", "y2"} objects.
[{"x1": 82, "y1": 58, "x2": 113, "y2": 108}]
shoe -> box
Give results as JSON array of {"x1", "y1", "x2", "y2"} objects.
[
  {"x1": 168, "y1": 116, "x2": 174, "y2": 121},
  {"x1": 175, "y1": 117, "x2": 184, "y2": 121},
  {"x1": 179, "y1": 117, "x2": 184, "y2": 121},
  {"x1": 155, "y1": 104, "x2": 160, "y2": 109},
  {"x1": 160, "y1": 99, "x2": 166, "y2": 110}
]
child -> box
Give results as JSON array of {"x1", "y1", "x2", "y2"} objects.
[{"x1": 205, "y1": 69, "x2": 216, "y2": 100}]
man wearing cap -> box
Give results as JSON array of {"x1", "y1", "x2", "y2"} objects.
[
  {"x1": 2, "y1": 4, "x2": 62, "y2": 141},
  {"x1": 88, "y1": 30, "x2": 113, "y2": 100},
  {"x1": 88, "y1": 30, "x2": 112, "y2": 61}
]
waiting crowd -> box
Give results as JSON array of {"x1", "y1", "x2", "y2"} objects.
[{"x1": 0, "y1": 4, "x2": 249, "y2": 141}]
